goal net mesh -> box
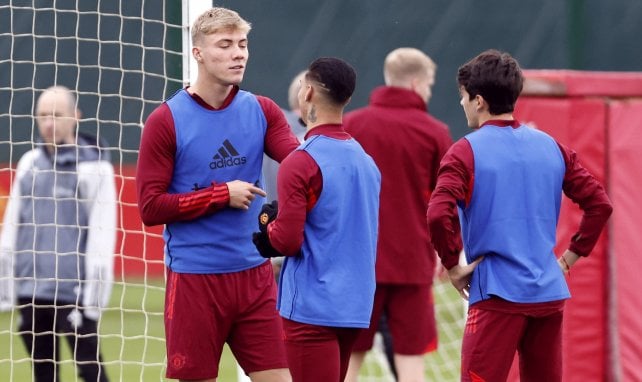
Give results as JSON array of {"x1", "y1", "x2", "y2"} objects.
[{"x1": 0, "y1": 2, "x2": 465, "y2": 381}]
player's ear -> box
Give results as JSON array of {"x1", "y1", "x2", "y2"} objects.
[
  {"x1": 475, "y1": 94, "x2": 486, "y2": 111},
  {"x1": 304, "y1": 84, "x2": 313, "y2": 103},
  {"x1": 192, "y1": 47, "x2": 203, "y2": 62}
]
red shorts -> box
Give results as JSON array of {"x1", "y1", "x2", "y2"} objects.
[
  {"x1": 164, "y1": 261, "x2": 287, "y2": 380},
  {"x1": 461, "y1": 298, "x2": 565, "y2": 382},
  {"x1": 352, "y1": 284, "x2": 437, "y2": 355},
  {"x1": 282, "y1": 318, "x2": 360, "y2": 382}
]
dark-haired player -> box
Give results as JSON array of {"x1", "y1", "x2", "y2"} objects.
[
  {"x1": 252, "y1": 57, "x2": 381, "y2": 382},
  {"x1": 427, "y1": 49, "x2": 612, "y2": 382}
]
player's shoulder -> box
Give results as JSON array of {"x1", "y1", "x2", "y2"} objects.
[
  {"x1": 15, "y1": 148, "x2": 41, "y2": 169},
  {"x1": 147, "y1": 101, "x2": 172, "y2": 121},
  {"x1": 78, "y1": 160, "x2": 115, "y2": 179},
  {"x1": 279, "y1": 147, "x2": 314, "y2": 177},
  {"x1": 344, "y1": 105, "x2": 374, "y2": 121},
  {"x1": 253, "y1": 94, "x2": 280, "y2": 110},
  {"x1": 446, "y1": 137, "x2": 473, "y2": 158},
  {"x1": 165, "y1": 88, "x2": 185, "y2": 102},
  {"x1": 143, "y1": 102, "x2": 174, "y2": 133},
  {"x1": 343, "y1": 106, "x2": 376, "y2": 135},
  {"x1": 424, "y1": 112, "x2": 449, "y2": 129}
]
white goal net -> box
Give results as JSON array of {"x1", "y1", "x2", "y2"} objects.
[
  {"x1": 0, "y1": 1, "x2": 180, "y2": 381},
  {"x1": 0, "y1": 2, "x2": 466, "y2": 381}
]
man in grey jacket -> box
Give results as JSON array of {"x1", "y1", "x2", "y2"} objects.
[{"x1": 0, "y1": 86, "x2": 116, "y2": 382}]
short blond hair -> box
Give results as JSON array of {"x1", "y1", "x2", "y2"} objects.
[
  {"x1": 383, "y1": 47, "x2": 436, "y2": 87},
  {"x1": 191, "y1": 7, "x2": 252, "y2": 45}
]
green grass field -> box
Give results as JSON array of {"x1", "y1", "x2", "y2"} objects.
[
  {"x1": 0, "y1": 277, "x2": 464, "y2": 381},
  {"x1": 0, "y1": 278, "x2": 238, "y2": 381}
]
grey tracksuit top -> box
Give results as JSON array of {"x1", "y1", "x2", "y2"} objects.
[{"x1": 0, "y1": 134, "x2": 116, "y2": 313}]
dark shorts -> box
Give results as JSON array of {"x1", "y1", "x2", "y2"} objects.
[
  {"x1": 282, "y1": 318, "x2": 360, "y2": 382},
  {"x1": 164, "y1": 261, "x2": 287, "y2": 380},
  {"x1": 352, "y1": 284, "x2": 437, "y2": 354},
  {"x1": 461, "y1": 298, "x2": 565, "y2": 382}
]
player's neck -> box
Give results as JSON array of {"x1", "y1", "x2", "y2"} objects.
[
  {"x1": 303, "y1": 110, "x2": 343, "y2": 131},
  {"x1": 478, "y1": 112, "x2": 513, "y2": 127},
  {"x1": 189, "y1": 81, "x2": 234, "y2": 109}
]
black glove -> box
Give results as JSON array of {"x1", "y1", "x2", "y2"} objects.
[
  {"x1": 258, "y1": 200, "x2": 278, "y2": 234},
  {"x1": 252, "y1": 231, "x2": 284, "y2": 258}
]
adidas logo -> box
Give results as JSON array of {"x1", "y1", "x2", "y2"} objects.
[{"x1": 209, "y1": 139, "x2": 247, "y2": 169}]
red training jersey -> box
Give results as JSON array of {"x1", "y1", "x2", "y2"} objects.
[{"x1": 344, "y1": 86, "x2": 453, "y2": 284}]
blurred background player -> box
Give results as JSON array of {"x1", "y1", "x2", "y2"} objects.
[
  {"x1": 427, "y1": 49, "x2": 613, "y2": 381},
  {"x1": 252, "y1": 57, "x2": 381, "y2": 382},
  {"x1": 344, "y1": 47, "x2": 453, "y2": 382},
  {"x1": 261, "y1": 70, "x2": 307, "y2": 283},
  {"x1": 0, "y1": 85, "x2": 115, "y2": 382},
  {"x1": 262, "y1": 70, "x2": 307, "y2": 202},
  {"x1": 135, "y1": 7, "x2": 299, "y2": 382}
]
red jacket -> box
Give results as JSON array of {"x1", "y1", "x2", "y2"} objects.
[{"x1": 344, "y1": 86, "x2": 453, "y2": 284}]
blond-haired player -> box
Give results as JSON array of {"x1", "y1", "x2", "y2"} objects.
[{"x1": 136, "y1": 7, "x2": 299, "y2": 382}]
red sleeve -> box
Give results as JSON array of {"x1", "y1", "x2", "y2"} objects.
[
  {"x1": 558, "y1": 143, "x2": 613, "y2": 256},
  {"x1": 257, "y1": 96, "x2": 300, "y2": 162},
  {"x1": 136, "y1": 104, "x2": 230, "y2": 226},
  {"x1": 427, "y1": 139, "x2": 471, "y2": 269},
  {"x1": 267, "y1": 150, "x2": 322, "y2": 256},
  {"x1": 430, "y1": 123, "x2": 455, "y2": 191}
]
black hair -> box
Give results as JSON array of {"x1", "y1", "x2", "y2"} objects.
[
  {"x1": 306, "y1": 57, "x2": 356, "y2": 105},
  {"x1": 457, "y1": 49, "x2": 524, "y2": 115}
]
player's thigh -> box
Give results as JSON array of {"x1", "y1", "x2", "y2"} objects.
[
  {"x1": 282, "y1": 318, "x2": 358, "y2": 382},
  {"x1": 461, "y1": 307, "x2": 526, "y2": 382},
  {"x1": 228, "y1": 262, "x2": 287, "y2": 374},
  {"x1": 518, "y1": 311, "x2": 564, "y2": 382},
  {"x1": 165, "y1": 271, "x2": 230, "y2": 380},
  {"x1": 386, "y1": 284, "x2": 437, "y2": 354}
]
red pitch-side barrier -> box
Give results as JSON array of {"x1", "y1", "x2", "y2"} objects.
[
  {"x1": 113, "y1": 166, "x2": 165, "y2": 279},
  {"x1": 512, "y1": 69, "x2": 642, "y2": 382}
]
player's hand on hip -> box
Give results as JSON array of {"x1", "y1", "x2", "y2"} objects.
[
  {"x1": 227, "y1": 180, "x2": 267, "y2": 210},
  {"x1": 448, "y1": 256, "x2": 484, "y2": 301},
  {"x1": 557, "y1": 250, "x2": 579, "y2": 275}
]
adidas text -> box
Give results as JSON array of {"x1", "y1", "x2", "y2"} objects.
[{"x1": 210, "y1": 156, "x2": 247, "y2": 169}]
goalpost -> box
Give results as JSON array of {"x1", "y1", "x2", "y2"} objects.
[{"x1": 0, "y1": 2, "x2": 466, "y2": 381}]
